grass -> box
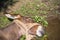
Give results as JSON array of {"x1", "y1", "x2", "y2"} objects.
[
  {"x1": 14, "y1": 2, "x2": 49, "y2": 16},
  {"x1": 32, "y1": 16, "x2": 48, "y2": 27},
  {"x1": 0, "y1": 16, "x2": 11, "y2": 28}
]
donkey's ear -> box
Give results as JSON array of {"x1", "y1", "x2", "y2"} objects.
[
  {"x1": 5, "y1": 14, "x2": 15, "y2": 19},
  {"x1": 5, "y1": 14, "x2": 20, "y2": 19}
]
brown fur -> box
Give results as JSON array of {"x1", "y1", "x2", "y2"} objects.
[{"x1": 0, "y1": 21, "x2": 22, "y2": 40}]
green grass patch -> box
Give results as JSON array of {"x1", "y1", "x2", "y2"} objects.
[{"x1": 0, "y1": 16, "x2": 11, "y2": 28}]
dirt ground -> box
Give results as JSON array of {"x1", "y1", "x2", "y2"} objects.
[{"x1": 46, "y1": 17, "x2": 60, "y2": 40}]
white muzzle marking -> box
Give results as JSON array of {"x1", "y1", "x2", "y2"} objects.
[{"x1": 36, "y1": 26, "x2": 44, "y2": 37}]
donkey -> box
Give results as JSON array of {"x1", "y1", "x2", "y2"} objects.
[{"x1": 0, "y1": 14, "x2": 45, "y2": 40}]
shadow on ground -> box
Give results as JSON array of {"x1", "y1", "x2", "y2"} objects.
[
  {"x1": 0, "y1": 0, "x2": 18, "y2": 12},
  {"x1": 46, "y1": 17, "x2": 60, "y2": 40}
]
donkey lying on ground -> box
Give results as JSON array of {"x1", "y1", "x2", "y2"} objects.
[{"x1": 0, "y1": 14, "x2": 45, "y2": 40}]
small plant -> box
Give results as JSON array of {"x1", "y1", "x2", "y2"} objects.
[
  {"x1": 32, "y1": 16, "x2": 48, "y2": 27},
  {"x1": 20, "y1": 35, "x2": 26, "y2": 40}
]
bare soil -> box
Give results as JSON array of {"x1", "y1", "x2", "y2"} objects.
[{"x1": 46, "y1": 17, "x2": 60, "y2": 40}]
